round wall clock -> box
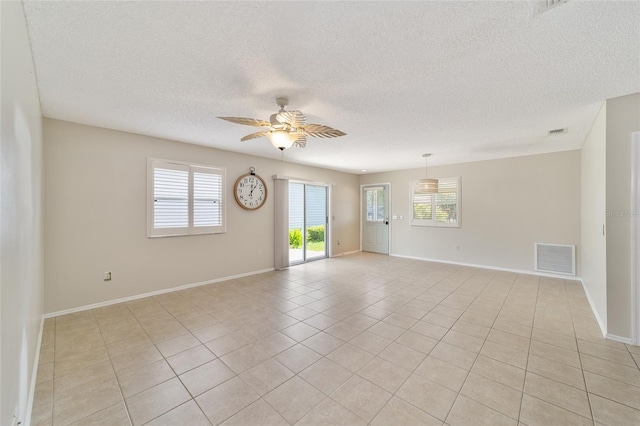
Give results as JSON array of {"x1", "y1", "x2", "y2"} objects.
[{"x1": 234, "y1": 167, "x2": 268, "y2": 210}]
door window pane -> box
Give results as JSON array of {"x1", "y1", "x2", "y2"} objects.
[
  {"x1": 289, "y1": 183, "x2": 304, "y2": 263},
  {"x1": 306, "y1": 185, "x2": 326, "y2": 260},
  {"x1": 365, "y1": 188, "x2": 385, "y2": 222},
  {"x1": 289, "y1": 183, "x2": 327, "y2": 264}
]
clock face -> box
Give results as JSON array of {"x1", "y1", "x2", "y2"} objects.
[{"x1": 234, "y1": 174, "x2": 267, "y2": 210}]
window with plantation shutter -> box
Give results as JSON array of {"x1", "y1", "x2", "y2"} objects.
[
  {"x1": 153, "y1": 165, "x2": 189, "y2": 229},
  {"x1": 148, "y1": 159, "x2": 226, "y2": 237},
  {"x1": 193, "y1": 168, "x2": 223, "y2": 228},
  {"x1": 411, "y1": 177, "x2": 461, "y2": 227}
]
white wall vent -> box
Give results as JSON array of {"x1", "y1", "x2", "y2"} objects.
[
  {"x1": 535, "y1": 243, "x2": 576, "y2": 276},
  {"x1": 537, "y1": 0, "x2": 569, "y2": 15}
]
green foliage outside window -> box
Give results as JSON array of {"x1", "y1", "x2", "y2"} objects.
[
  {"x1": 306, "y1": 225, "x2": 325, "y2": 242},
  {"x1": 435, "y1": 193, "x2": 457, "y2": 223},
  {"x1": 289, "y1": 228, "x2": 302, "y2": 248},
  {"x1": 413, "y1": 203, "x2": 432, "y2": 220},
  {"x1": 289, "y1": 225, "x2": 325, "y2": 251}
]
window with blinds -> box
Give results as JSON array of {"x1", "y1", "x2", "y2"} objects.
[
  {"x1": 411, "y1": 177, "x2": 461, "y2": 227},
  {"x1": 148, "y1": 159, "x2": 225, "y2": 237}
]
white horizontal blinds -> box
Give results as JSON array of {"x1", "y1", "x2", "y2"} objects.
[
  {"x1": 413, "y1": 192, "x2": 433, "y2": 220},
  {"x1": 193, "y1": 168, "x2": 223, "y2": 228},
  {"x1": 149, "y1": 159, "x2": 225, "y2": 237},
  {"x1": 435, "y1": 179, "x2": 458, "y2": 224},
  {"x1": 153, "y1": 164, "x2": 189, "y2": 229}
]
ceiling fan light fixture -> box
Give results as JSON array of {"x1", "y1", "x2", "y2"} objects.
[{"x1": 267, "y1": 129, "x2": 295, "y2": 150}]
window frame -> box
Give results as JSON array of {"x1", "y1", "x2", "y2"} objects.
[
  {"x1": 147, "y1": 158, "x2": 226, "y2": 237},
  {"x1": 410, "y1": 176, "x2": 461, "y2": 228}
]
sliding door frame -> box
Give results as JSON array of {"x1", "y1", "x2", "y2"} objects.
[{"x1": 289, "y1": 179, "x2": 332, "y2": 265}]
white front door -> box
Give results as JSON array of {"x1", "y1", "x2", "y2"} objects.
[{"x1": 362, "y1": 185, "x2": 389, "y2": 254}]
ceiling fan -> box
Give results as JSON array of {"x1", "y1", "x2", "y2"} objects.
[{"x1": 218, "y1": 97, "x2": 346, "y2": 151}]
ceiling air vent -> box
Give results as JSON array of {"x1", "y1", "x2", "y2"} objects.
[
  {"x1": 549, "y1": 128, "x2": 567, "y2": 136},
  {"x1": 535, "y1": 243, "x2": 576, "y2": 276},
  {"x1": 537, "y1": 0, "x2": 569, "y2": 15}
]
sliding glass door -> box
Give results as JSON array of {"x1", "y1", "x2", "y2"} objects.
[{"x1": 289, "y1": 183, "x2": 328, "y2": 264}]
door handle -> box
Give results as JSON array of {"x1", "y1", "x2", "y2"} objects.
[{"x1": 385, "y1": 220, "x2": 389, "y2": 225}]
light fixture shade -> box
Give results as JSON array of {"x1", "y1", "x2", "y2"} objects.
[
  {"x1": 267, "y1": 130, "x2": 295, "y2": 150},
  {"x1": 414, "y1": 178, "x2": 439, "y2": 194}
]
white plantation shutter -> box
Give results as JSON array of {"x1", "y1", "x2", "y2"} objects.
[
  {"x1": 193, "y1": 168, "x2": 223, "y2": 229},
  {"x1": 434, "y1": 179, "x2": 458, "y2": 224},
  {"x1": 149, "y1": 159, "x2": 226, "y2": 237},
  {"x1": 411, "y1": 177, "x2": 461, "y2": 227},
  {"x1": 412, "y1": 192, "x2": 433, "y2": 220},
  {"x1": 153, "y1": 166, "x2": 189, "y2": 229}
]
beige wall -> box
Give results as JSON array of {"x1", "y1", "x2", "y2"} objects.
[
  {"x1": 581, "y1": 103, "x2": 607, "y2": 332},
  {"x1": 1, "y1": 1, "x2": 45, "y2": 424},
  {"x1": 360, "y1": 151, "x2": 581, "y2": 275},
  {"x1": 43, "y1": 119, "x2": 360, "y2": 314},
  {"x1": 606, "y1": 93, "x2": 640, "y2": 338}
]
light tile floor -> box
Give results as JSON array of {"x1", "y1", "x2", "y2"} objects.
[{"x1": 32, "y1": 253, "x2": 640, "y2": 425}]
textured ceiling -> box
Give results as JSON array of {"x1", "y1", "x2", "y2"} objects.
[{"x1": 23, "y1": 1, "x2": 640, "y2": 173}]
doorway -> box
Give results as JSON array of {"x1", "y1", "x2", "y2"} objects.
[
  {"x1": 362, "y1": 184, "x2": 390, "y2": 254},
  {"x1": 289, "y1": 182, "x2": 328, "y2": 264}
]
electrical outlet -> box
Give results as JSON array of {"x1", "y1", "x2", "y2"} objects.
[
  {"x1": 337, "y1": 240, "x2": 341, "y2": 245},
  {"x1": 257, "y1": 250, "x2": 263, "y2": 258},
  {"x1": 104, "y1": 271, "x2": 112, "y2": 281}
]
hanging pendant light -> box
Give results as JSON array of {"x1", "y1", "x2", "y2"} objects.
[{"x1": 415, "y1": 153, "x2": 438, "y2": 194}]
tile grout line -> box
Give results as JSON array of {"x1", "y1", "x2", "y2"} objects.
[
  {"x1": 377, "y1": 270, "x2": 508, "y2": 423},
  {"x1": 100, "y1": 303, "x2": 138, "y2": 426},
  {"x1": 437, "y1": 274, "x2": 496, "y2": 424},
  {"x1": 566, "y1": 278, "x2": 598, "y2": 425},
  {"x1": 518, "y1": 273, "x2": 541, "y2": 424},
  {"x1": 519, "y1": 279, "x2": 595, "y2": 423},
  {"x1": 446, "y1": 272, "x2": 523, "y2": 424}
]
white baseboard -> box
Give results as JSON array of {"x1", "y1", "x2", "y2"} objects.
[
  {"x1": 606, "y1": 333, "x2": 634, "y2": 345},
  {"x1": 44, "y1": 267, "x2": 275, "y2": 319},
  {"x1": 25, "y1": 316, "x2": 44, "y2": 426},
  {"x1": 331, "y1": 250, "x2": 361, "y2": 258},
  {"x1": 390, "y1": 253, "x2": 582, "y2": 281},
  {"x1": 579, "y1": 279, "x2": 607, "y2": 339}
]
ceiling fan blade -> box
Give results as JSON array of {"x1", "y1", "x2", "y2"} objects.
[
  {"x1": 302, "y1": 124, "x2": 346, "y2": 138},
  {"x1": 293, "y1": 134, "x2": 307, "y2": 148},
  {"x1": 276, "y1": 110, "x2": 307, "y2": 128},
  {"x1": 240, "y1": 130, "x2": 270, "y2": 141},
  {"x1": 218, "y1": 117, "x2": 270, "y2": 127}
]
